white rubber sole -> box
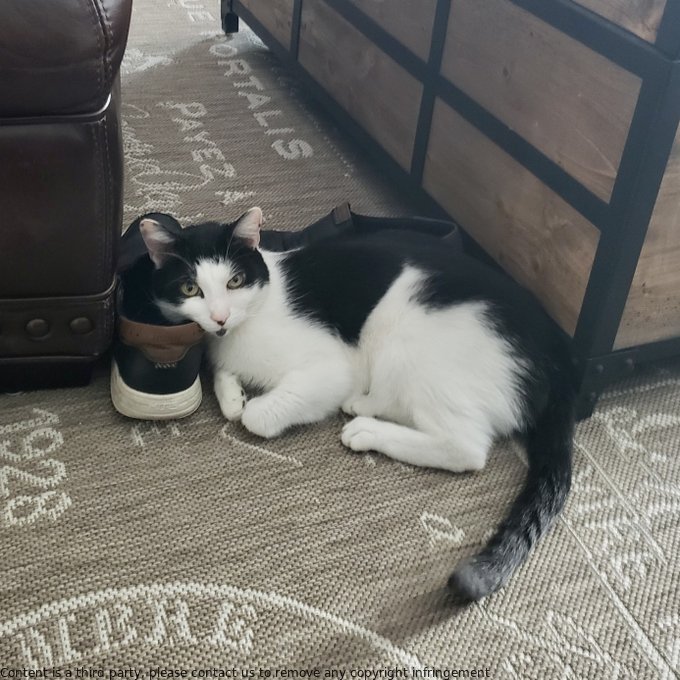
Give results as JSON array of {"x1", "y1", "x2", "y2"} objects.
[{"x1": 110, "y1": 361, "x2": 202, "y2": 420}]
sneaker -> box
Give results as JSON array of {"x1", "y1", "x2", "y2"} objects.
[
  {"x1": 111, "y1": 214, "x2": 205, "y2": 420},
  {"x1": 111, "y1": 314, "x2": 204, "y2": 420}
]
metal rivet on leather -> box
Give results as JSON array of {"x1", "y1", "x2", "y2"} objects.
[
  {"x1": 26, "y1": 318, "x2": 50, "y2": 338},
  {"x1": 70, "y1": 317, "x2": 94, "y2": 334}
]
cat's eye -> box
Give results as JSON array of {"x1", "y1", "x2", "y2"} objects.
[
  {"x1": 227, "y1": 273, "x2": 245, "y2": 289},
  {"x1": 180, "y1": 281, "x2": 201, "y2": 297}
]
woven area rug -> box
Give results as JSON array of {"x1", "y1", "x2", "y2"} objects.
[{"x1": 1, "y1": 2, "x2": 679, "y2": 677}]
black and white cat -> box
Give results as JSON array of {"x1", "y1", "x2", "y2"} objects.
[{"x1": 140, "y1": 207, "x2": 575, "y2": 601}]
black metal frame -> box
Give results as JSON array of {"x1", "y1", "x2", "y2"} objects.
[
  {"x1": 656, "y1": 0, "x2": 680, "y2": 59},
  {"x1": 229, "y1": 0, "x2": 680, "y2": 418},
  {"x1": 573, "y1": 65, "x2": 680, "y2": 356},
  {"x1": 220, "y1": 0, "x2": 239, "y2": 34},
  {"x1": 291, "y1": 0, "x2": 303, "y2": 59},
  {"x1": 410, "y1": 0, "x2": 451, "y2": 183}
]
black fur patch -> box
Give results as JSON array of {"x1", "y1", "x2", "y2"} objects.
[
  {"x1": 280, "y1": 233, "x2": 408, "y2": 343},
  {"x1": 280, "y1": 230, "x2": 567, "y2": 360}
]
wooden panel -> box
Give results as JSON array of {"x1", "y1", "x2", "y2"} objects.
[
  {"x1": 347, "y1": 0, "x2": 437, "y2": 60},
  {"x1": 298, "y1": 0, "x2": 423, "y2": 170},
  {"x1": 615, "y1": 125, "x2": 680, "y2": 349},
  {"x1": 441, "y1": 0, "x2": 641, "y2": 203},
  {"x1": 571, "y1": 0, "x2": 666, "y2": 43},
  {"x1": 423, "y1": 99, "x2": 600, "y2": 336},
  {"x1": 239, "y1": 0, "x2": 294, "y2": 48}
]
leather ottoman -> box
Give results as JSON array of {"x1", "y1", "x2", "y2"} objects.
[{"x1": 0, "y1": 0, "x2": 133, "y2": 390}]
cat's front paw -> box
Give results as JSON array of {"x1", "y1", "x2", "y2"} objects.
[
  {"x1": 215, "y1": 373, "x2": 247, "y2": 421},
  {"x1": 341, "y1": 416, "x2": 380, "y2": 452},
  {"x1": 241, "y1": 397, "x2": 284, "y2": 439}
]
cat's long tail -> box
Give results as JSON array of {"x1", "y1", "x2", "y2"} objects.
[{"x1": 447, "y1": 375, "x2": 574, "y2": 601}]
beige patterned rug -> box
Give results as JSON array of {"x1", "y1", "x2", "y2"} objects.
[{"x1": 1, "y1": 2, "x2": 679, "y2": 678}]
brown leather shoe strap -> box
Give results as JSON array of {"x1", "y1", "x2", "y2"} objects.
[{"x1": 119, "y1": 316, "x2": 204, "y2": 363}]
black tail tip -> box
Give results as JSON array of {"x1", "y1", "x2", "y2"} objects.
[{"x1": 447, "y1": 557, "x2": 504, "y2": 602}]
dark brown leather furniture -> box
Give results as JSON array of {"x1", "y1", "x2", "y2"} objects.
[{"x1": 0, "y1": 0, "x2": 133, "y2": 390}]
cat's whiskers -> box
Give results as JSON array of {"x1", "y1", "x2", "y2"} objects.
[{"x1": 224, "y1": 225, "x2": 238, "y2": 260}]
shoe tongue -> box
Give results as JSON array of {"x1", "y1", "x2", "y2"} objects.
[{"x1": 119, "y1": 315, "x2": 204, "y2": 348}]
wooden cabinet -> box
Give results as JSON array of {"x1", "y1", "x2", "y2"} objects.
[
  {"x1": 616, "y1": 126, "x2": 680, "y2": 349},
  {"x1": 441, "y1": 0, "x2": 641, "y2": 203},
  {"x1": 232, "y1": 0, "x2": 680, "y2": 414},
  {"x1": 423, "y1": 99, "x2": 600, "y2": 337},
  {"x1": 298, "y1": 0, "x2": 423, "y2": 170},
  {"x1": 237, "y1": 0, "x2": 294, "y2": 48},
  {"x1": 346, "y1": 0, "x2": 437, "y2": 60},
  {"x1": 571, "y1": 0, "x2": 667, "y2": 42}
]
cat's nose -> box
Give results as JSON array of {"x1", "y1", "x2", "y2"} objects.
[{"x1": 210, "y1": 312, "x2": 229, "y2": 326}]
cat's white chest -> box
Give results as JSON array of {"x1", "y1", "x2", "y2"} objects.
[{"x1": 209, "y1": 307, "x2": 350, "y2": 390}]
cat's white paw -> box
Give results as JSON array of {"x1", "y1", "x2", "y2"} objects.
[
  {"x1": 241, "y1": 397, "x2": 284, "y2": 439},
  {"x1": 215, "y1": 374, "x2": 247, "y2": 421},
  {"x1": 341, "y1": 416, "x2": 380, "y2": 452},
  {"x1": 341, "y1": 394, "x2": 377, "y2": 417}
]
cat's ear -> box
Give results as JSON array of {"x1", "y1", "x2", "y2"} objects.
[
  {"x1": 233, "y1": 207, "x2": 262, "y2": 249},
  {"x1": 139, "y1": 217, "x2": 177, "y2": 268}
]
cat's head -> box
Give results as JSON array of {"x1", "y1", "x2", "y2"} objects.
[{"x1": 139, "y1": 207, "x2": 268, "y2": 336}]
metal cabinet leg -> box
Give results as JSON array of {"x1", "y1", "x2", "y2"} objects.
[{"x1": 221, "y1": 0, "x2": 239, "y2": 33}]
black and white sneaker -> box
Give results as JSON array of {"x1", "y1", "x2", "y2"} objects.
[
  {"x1": 111, "y1": 214, "x2": 205, "y2": 420},
  {"x1": 111, "y1": 313, "x2": 204, "y2": 420}
]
